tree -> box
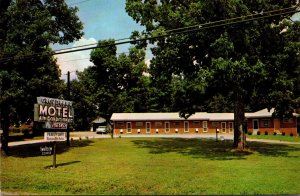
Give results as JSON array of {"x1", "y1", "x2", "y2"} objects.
[
  {"x1": 67, "y1": 78, "x2": 97, "y2": 131},
  {"x1": 0, "y1": 0, "x2": 83, "y2": 154},
  {"x1": 126, "y1": 0, "x2": 300, "y2": 149},
  {"x1": 74, "y1": 40, "x2": 149, "y2": 129}
]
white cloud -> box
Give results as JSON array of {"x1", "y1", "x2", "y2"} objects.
[
  {"x1": 291, "y1": 12, "x2": 300, "y2": 22},
  {"x1": 145, "y1": 58, "x2": 151, "y2": 68},
  {"x1": 55, "y1": 37, "x2": 97, "y2": 80}
]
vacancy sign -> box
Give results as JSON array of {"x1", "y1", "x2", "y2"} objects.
[{"x1": 44, "y1": 132, "x2": 66, "y2": 141}]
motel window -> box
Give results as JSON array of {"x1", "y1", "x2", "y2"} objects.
[
  {"x1": 221, "y1": 122, "x2": 226, "y2": 133},
  {"x1": 184, "y1": 121, "x2": 189, "y2": 132},
  {"x1": 127, "y1": 122, "x2": 132, "y2": 133},
  {"x1": 229, "y1": 122, "x2": 233, "y2": 133},
  {"x1": 261, "y1": 119, "x2": 270, "y2": 128},
  {"x1": 212, "y1": 122, "x2": 219, "y2": 128},
  {"x1": 165, "y1": 122, "x2": 170, "y2": 133},
  {"x1": 136, "y1": 122, "x2": 143, "y2": 127},
  {"x1": 146, "y1": 122, "x2": 151, "y2": 133},
  {"x1": 202, "y1": 121, "x2": 208, "y2": 132},
  {"x1": 116, "y1": 122, "x2": 124, "y2": 127},
  {"x1": 155, "y1": 121, "x2": 162, "y2": 127}
]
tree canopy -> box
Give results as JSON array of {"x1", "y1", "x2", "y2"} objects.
[
  {"x1": 0, "y1": 0, "x2": 83, "y2": 120},
  {"x1": 72, "y1": 40, "x2": 151, "y2": 128},
  {"x1": 125, "y1": 0, "x2": 300, "y2": 148},
  {"x1": 0, "y1": 0, "x2": 83, "y2": 152}
]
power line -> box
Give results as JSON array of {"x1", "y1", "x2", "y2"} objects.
[
  {"x1": 161, "y1": 5, "x2": 299, "y2": 34},
  {"x1": 57, "y1": 48, "x2": 152, "y2": 63},
  {"x1": 54, "y1": 37, "x2": 130, "y2": 53},
  {"x1": 53, "y1": 5, "x2": 299, "y2": 53},
  {"x1": 53, "y1": 9, "x2": 300, "y2": 55},
  {"x1": 69, "y1": 0, "x2": 92, "y2": 6},
  {"x1": 0, "y1": 6, "x2": 299, "y2": 63}
]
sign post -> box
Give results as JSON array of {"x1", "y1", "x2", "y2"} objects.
[
  {"x1": 52, "y1": 142, "x2": 56, "y2": 168},
  {"x1": 34, "y1": 96, "x2": 73, "y2": 168},
  {"x1": 44, "y1": 132, "x2": 66, "y2": 168}
]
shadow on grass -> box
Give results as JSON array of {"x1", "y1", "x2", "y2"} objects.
[
  {"x1": 131, "y1": 138, "x2": 300, "y2": 160},
  {"x1": 44, "y1": 160, "x2": 81, "y2": 169},
  {"x1": 249, "y1": 141, "x2": 300, "y2": 158},
  {"x1": 6, "y1": 140, "x2": 94, "y2": 158},
  {"x1": 8, "y1": 135, "x2": 35, "y2": 142}
]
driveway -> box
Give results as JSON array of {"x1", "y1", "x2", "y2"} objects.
[{"x1": 4, "y1": 131, "x2": 299, "y2": 147}]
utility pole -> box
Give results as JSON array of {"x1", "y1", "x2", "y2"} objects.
[{"x1": 66, "y1": 71, "x2": 70, "y2": 146}]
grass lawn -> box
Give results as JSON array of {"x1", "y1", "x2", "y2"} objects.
[
  {"x1": 247, "y1": 134, "x2": 300, "y2": 142},
  {"x1": 1, "y1": 138, "x2": 300, "y2": 195}
]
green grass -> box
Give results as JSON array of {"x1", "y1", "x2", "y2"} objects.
[
  {"x1": 1, "y1": 138, "x2": 300, "y2": 195},
  {"x1": 247, "y1": 134, "x2": 300, "y2": 142}
]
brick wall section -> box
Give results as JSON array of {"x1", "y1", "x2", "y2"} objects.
[
  {"x1": 247, "y1": 117, "x2": 297, "y2": 135},
  {"x1": 113, "y1": 120, "x2": 235, "y2": 135},
  {"x1": 111, "y1": 108, "x2": 299, "y2": 136}
]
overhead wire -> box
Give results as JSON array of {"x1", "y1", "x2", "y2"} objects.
[
  {"x1": 0, "y1": 5, "x2": 299, "y2": 63},
  {"x1": 52, "y1": 8, "x2": 300, "y2": 55},
  {"x1": 58, "y1": 48, "x2": 152, "y2": 63},
  {"x1": 68, "y1": 0, "x2": 92, "y2": 6},
  {"x1": 54, "y1": 5, "x2": 299, "y2": 53}
]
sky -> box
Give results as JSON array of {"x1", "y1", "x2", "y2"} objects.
[
  {"x1": 54, "y1": 0, "x2": 146, "y2": 80},
  {"x1": 54, "y1": 0, "x2": 300, "y2": 80}
]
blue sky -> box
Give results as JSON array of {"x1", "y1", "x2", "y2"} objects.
[{"x1": 54, "y1": 0, "x2": 146, "y2": 80}]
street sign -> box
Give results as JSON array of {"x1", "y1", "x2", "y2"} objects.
[
  {"x1": 44, "y1": 132, "x2": 66, "y2": 141},
  {"x1": 40, "y1": 146, "x2": 53, "y2": 156}
]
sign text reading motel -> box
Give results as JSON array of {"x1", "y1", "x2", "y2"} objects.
[{"x1": 34, "y1": 97, "x2": 74, "y2": 129}]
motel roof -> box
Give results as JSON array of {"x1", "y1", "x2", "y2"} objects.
[
  {"x1": 111, "y1": 108, "x2": 300, "y2": 123},
  {"x1": 111, "y1": 112, "x2": 234, "y2": 121},
  {"x1": 207, "y1": 113, "x2": 234, "y2": 121},
  {"x1": 111, "y1": 108, "x2": 299, "y2": 122},
  {"x1": 245, "y1": 108, "x2": 274, "y2": 118},
  {"x1": 111, "y1": 112, "x2": 203, "y2": 121}
]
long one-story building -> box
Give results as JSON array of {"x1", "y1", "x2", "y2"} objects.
[{"x1": 111, "y1": 109, "x2": 299, "y2": 136}]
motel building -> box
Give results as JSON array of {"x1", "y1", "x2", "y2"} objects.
[{"x1": 111, "y1": 108, "x2": 299, "y2": 136}]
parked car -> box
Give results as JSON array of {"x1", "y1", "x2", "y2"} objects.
[{"x1": 96, "y1": 126, "x2": 107, "y2": 134}]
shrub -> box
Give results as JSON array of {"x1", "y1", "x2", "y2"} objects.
[
  {"x1": 282, "y1": 132, "x2": 285, "y2": 136},
  {"x1": 264, "y1": 131, "x2": 268, "y2": 135},
  {"x1": 290, "y1": 133, "x2": 294, "y2": 137},
  {"x1": 22, "y1": 128, "x2": 30, "y2": 136},
  {"x1": 273, "y1": 132, "x2": 277, "y2": 136},
  {"x1": 257, "y1": 131, "x2": 260, "y2": 135},
  {"x1": 247, "y1": 131, "x2": 253, "y2": 135},
  {"x1": 11, "y1": 127, "x2": 20, "y2": 133}
]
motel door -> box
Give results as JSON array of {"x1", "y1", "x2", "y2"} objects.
[
  {"x1": 253, "y1": 119, "x2": 259, "y2": 134},
  {"x1": 146, "y1": 122, "x2": 151, "y2": 134}
]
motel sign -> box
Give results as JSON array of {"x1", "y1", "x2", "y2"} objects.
[{"x1": 34, "y1": 97, "x2": 74, "y2": 129}]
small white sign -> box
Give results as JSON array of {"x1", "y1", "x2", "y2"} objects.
[
  {"x1": 44, "y1": 132, "x2": 66, "y2": 141},
  {"x1": 40, "y1": 146, "x2": 53, "y2": 155}
]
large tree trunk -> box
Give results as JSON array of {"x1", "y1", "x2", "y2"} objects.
[
  {"x1": 233, "y1": 92, "x2": 246, "y2": 150},
  {"x1": 1, "y1": 114, "x2": 9, "y2": 156}
]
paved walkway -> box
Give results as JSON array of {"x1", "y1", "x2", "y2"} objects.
[{"x1": 5, "y1": 132, "x2": 299, "y2": 146}]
